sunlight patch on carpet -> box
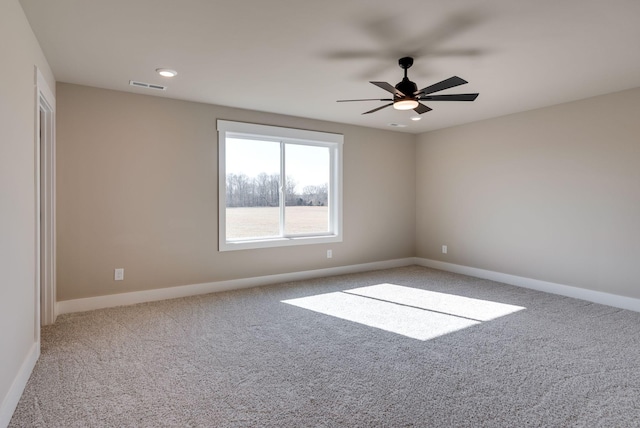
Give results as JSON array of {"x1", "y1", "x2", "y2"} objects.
[{"x1": 282, "y1": 283, "x2": 525, "y2": 341}]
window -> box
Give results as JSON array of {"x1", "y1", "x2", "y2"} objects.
[{"x1": 218, "y1": 120, "x2": 343, "y2": 251}]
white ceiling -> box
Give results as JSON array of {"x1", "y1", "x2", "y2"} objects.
[{"x1": 19, "y1": 0, "x2": 640, "y2": 133}]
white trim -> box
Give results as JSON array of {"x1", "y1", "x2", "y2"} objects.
[
  {"x1": 33, "y1": 71, "x2": 42, "y2": 343},
  {"x1": 217, "y1": 120, "x2": 344, "y2": 144},
  {"x1": 222, "y1": 235, "x2": 343, "y2": 251},
  {"x1": 36, "y1": 69, "x2": 54, "y2": 109},
  {"x1": 57, "y1": 258, "x2": 415, "y2": 315},
  {"x1": 56, "y1": 257, "x2": 640, "y2": 317},
  {"x1": 36, "y1": 67, "x2": 57, "y2": 326},
  {"x1": 217, "y1": 119, "x2": 343, "y2": 252},
  {"x1": 0, "y1": 343, "x2": 40, "y2": 428},
  {"x1": 414, "y1": 258, "x2": 640, "y2": 313}
]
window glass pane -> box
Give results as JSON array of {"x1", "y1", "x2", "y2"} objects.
[
  {"x1": 284, "y1": 144, "x2": 330, "y2": 235},
  {"x1": 225, "y1": 138, "x2": 280, "y2": 240},
  {"x1": 218, "y1": 120, "x2": 342, "y2": 251}
]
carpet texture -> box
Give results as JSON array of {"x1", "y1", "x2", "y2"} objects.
[{"x1": 9, "y1": 266, "x2": 640, "y2": 427}]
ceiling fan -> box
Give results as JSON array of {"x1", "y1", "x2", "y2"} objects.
[{"x1": 337, "y1": 57, "x2": 479, "y2": 115}]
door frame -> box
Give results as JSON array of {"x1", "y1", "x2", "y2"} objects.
[{"x1": 35, "y1": 67, "x2": 56, "y2": 327}]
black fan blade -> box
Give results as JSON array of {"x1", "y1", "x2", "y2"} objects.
[
  {"x1": 362, "y1": 103, "x2": 394, "y2": 115},
  {"x1": 419, "y1": 93, "x2": 479, "y2": 102},
  {"x1": 413, "y1": 103, "x2": 432, "y2": 114},
  {"x1": 415, "y1": 76, "x2": 467, "y2": 96},
  {"x1": 371, "y1": 81, "x2": 405, "y2": 97},
  {"x1": 337, "y1": 98, "x2": 393, "y2": 102}
]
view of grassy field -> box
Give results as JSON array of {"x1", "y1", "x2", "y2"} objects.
[{"x1": 226, "y1": 206, "x2": 329, "y2": 239}]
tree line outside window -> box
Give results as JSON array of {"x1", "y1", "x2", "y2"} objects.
[{"x1": 226, "y1": 172, "x2": 328, "y2": 208}]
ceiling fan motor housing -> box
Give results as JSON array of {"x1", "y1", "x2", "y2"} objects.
[{"x1": 396, "y1": 78, "x2": 418, "y2": 99}]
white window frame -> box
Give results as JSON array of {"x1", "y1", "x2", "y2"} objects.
[{"x1": 218, "y1": 120, "x2": 343, "y2": 251}]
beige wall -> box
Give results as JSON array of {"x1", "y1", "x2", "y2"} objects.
[
  {"x1": 0, "y1": 0, "x2": 55, "y2": 420},
  {"x1": 56, "y1": 83, "x2": 640, "y2": 303},
  {"x1": 56, "y1": 83, "x2": 416, "y2": 301},
  {"x1": 416, "y1": 88, "x2": 640, "y2": 299}
]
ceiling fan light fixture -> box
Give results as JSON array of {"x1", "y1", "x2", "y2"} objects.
[
  {"x1": 393, "y1": 99, "x2": 419, "y2": 110},
  {"x1": 336, "y1": 57, "x2": 478, "y2": 116}
]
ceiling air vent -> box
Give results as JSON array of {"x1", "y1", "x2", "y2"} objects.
[{"x1": 129, "y1": 80, "x2": 167, "y2": 91}]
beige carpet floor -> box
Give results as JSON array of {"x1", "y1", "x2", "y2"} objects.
[{"x1": 10, "y1": 266, "x2": 640, "y2": 427}]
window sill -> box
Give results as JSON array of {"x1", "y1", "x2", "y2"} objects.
[{"x1": 219, "y1": 234, "x2": 342, "y2": 252}]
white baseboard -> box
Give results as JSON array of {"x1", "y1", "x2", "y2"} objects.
[
  {"x1": 57, "y1": 258, "x2": 415, "y2": 315},
  {"x1": 415, "y1": 257, "x2": 640, "y2": 313},
  {"x1": 56, "y1": 257, "x2": 640, "y2": 316},
  {"x1": 0, "y1": 342, "x2": 39, "y2": 428}
]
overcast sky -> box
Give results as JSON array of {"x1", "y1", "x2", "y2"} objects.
[{"x1": 226, "y1": 138, "x2": 329, "y2": 192}]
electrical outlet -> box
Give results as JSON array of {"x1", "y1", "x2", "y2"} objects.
[
  {"x1": 442, "y1": 245, "x2": 448, "y2": 254},
  {"x1": 327, "y1": 249, "x2": 333, "y2": 259},
  {"x1": 114, "y1": 268, "x2": 124, "y2": 281}
]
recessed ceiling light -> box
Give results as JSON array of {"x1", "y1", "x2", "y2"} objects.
[
  {"x1": 156, "y1": 68, "x2": 178, "y2": 77},
  {"x1": 411, "y1": 116, "x2": 421, "y2": 121}
]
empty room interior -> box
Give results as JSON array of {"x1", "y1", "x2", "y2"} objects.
[{"x1": 3, "y1": 0, "x2": 640, "y2": 426}]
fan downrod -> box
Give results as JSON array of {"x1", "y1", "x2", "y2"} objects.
[{"x1": 396, "y1": 57, "x2": 417, "y2": 95}]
